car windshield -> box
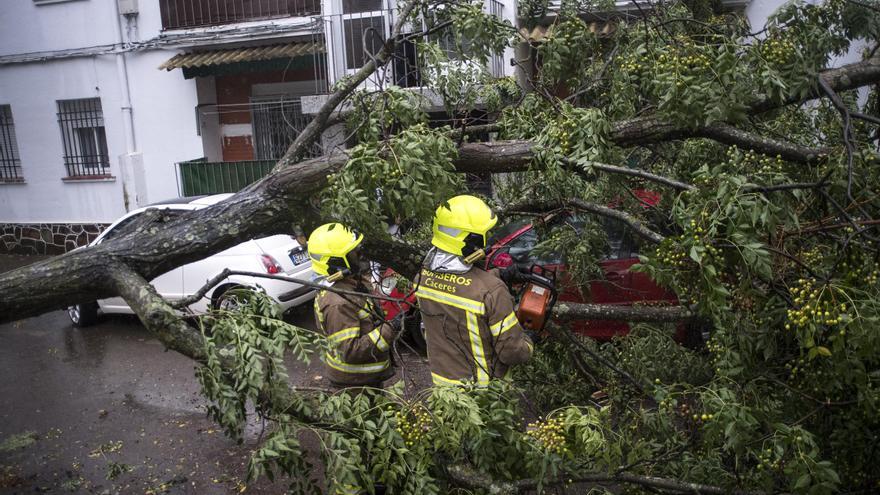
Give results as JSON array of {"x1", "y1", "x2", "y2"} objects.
[
  {"x1": 487, "y1": 218, "x2": 531, "y2": 247},
  {"x1": 496, "y1": 213, "x2": 642, "y2": 267}
]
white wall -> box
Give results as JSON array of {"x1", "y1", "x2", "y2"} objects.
[
  {"x1": 0, "y1": 55, "x2": 127, "y2": 223},
  {"x1": 0, "y1": 0, "x2": 164, "y2": 55},
  {"x1": 0, "y1": 0, "x2": 205, "y2": 222},
  {"x1": 125, "y1": 50, "x2": 203, "y2": 202},
  {"x1": 1, "y1": 0, "x2": 118, "y2": 55}
]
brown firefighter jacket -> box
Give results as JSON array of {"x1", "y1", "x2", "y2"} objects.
[
  {"x1": 416, "y1": 253, "x2": 534, "y2": 386},
  {"x1": 314, "y1": 277, "x2": 396, "y2": 386}
]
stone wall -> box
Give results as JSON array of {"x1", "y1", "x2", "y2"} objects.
[{"x1": 0, "y1": 223, "x2": 109, "y2": 255}]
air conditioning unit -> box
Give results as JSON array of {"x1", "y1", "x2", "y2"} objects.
[{"x1": 118, "y1": 0, "x2": 138, "y2": 15}]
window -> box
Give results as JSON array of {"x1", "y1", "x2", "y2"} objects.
[
  {"x1": 342, "y1": 1, "x2": 388, "y2": 71},
  {"x1": 0, "y1": 105, "x2": 23, "y2": 182},
  {"x1": 601, "y1": 217, "x2": 640, "y2": 260},
  {"x1": 56, "y1": 98, "x2": 111, "y2": 178},
  {"x1": 343, "y1": 16, "x2": 387, "y2": 70}
]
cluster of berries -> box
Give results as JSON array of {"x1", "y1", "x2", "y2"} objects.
[
  {"x1": 785, "y1": 278, "x2": 847, "y2": 329},
  {"x1": 760, "y1": 35, "x2": 797, "y2": 66},
  {"x1": 527, "y1": 417, "x2": 569, "y2": 455},
  {"x1": 394, "y1": 405, "x2": 432, "y2": 447}
]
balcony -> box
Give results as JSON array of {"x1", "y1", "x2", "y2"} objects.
[
  {"x1": 177, "y1": 158, "x2": 275, "y2": 196},
  {"x1": 160, "y1": 0, "x2": 321, "y2": 30}
]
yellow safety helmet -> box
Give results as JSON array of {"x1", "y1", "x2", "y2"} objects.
[
  {"x1": 432, "y1": 195, "x2": 498, "y2": 258},
  {"x1": 307, "y1": 223, "x2": 364, "y2": 277}
]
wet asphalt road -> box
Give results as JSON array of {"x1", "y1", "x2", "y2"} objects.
[
  {"x1": 0, "y1": 256, "x2": 330, "y2": 494},
  {"x1": 0, "y1": 255, "x2": 432, "y2": 494}
]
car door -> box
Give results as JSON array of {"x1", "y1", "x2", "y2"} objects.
[{"x1": 95, "y1": 209, "x2": 185, "y2": 312}]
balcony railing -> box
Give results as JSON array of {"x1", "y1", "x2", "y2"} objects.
[
  {"x1": 177, "y1": 158, "x2": 275, "y2": 196},
  {"x1": 160, "y1": 0, "x2": 321, "y2": 30},
  {"x1": 314, "y1": 1, "x2": 506, "y2": 89}
]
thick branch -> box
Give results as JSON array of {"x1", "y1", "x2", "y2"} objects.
[
  {"x1": 749, "y1": 53, "x2": 880, "y2": 114},
  {"x1": 106, "y1": 261, "x2": 209, "y2": 362},
  {"x1": 611, "y1": 118, "x2": 829, "y2": 162},
  {"x1": 446, "y1": 463, "x2": 762, "y2": 495},
  {"x1": 698, "y1": 123, "x2": 829, "y2": 164},
  {"x1": 553, "y1": 302, "x2": 692, "y2": 322},
  {"x1": 3, "y1": 53, "x2": 880, "y2": 324},
  {"x1": 611, "y1": 54, "x2": 880, "y2": 155}
]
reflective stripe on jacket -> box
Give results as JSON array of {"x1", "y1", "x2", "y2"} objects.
[
  {"x1": 314, "y1": 277, "x2": 395, "y2": 386},
  {"x1": 415, "y1": 264, "x2": 533, "y2": 386}
]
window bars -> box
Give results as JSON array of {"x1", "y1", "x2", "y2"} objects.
[
  {"x1": 317, "y1": 2, "x2": 505, "y2": 89},
  {"x1": 251, "y1": 97, "x2": 321, "y2": 160},
  {"x1": 160, "y1": 0, "x2": 321, "y2": 30},
  {"x1": 56, "y1": 98, "x2": 111, "y2": 178},
  {"x1": 0, "y1": 105, "x2": 23, "y2": 182}
]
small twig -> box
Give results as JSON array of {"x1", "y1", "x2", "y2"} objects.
[{"x1": 507, "y1": 198, "x2": 665, "y2": 244}]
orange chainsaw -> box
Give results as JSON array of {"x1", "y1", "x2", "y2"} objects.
[{"x1": 514, "y1": 265, "x2": 558, "y2": 333}]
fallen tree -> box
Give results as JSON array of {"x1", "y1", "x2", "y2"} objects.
[
  {"x1": 3, "y1": 0, "x2": 880, "y2": 493},
  {"x1": 3, "y1": 50, "x2": 879, "y2": 321}
]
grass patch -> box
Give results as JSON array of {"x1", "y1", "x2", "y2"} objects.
[{"x1": 0, "y1": 432, "x2": 38, "y2": 453}]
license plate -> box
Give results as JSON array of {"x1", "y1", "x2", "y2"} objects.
[{"x1": 289, "y1": 249, "x2": 309, "y2": 266}]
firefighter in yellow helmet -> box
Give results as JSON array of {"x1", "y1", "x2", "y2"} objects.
[
  {"x1": 308, "y1": 223, "x2": 397, "y2": 389},
  {"x1": 416, "y1": 195, "x2": 533, "y2": 386}
]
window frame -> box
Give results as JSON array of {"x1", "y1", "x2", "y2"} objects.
[
  {"x1": 0, "y1": 104, "x2": 24, "y2": 183},
  {"x1": 56, "y1": 97, "x2": 112, "y2": 179}
]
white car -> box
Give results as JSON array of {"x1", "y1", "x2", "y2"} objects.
[{"x1": 66, "y1": 194, "x2": 315, "y2": 327}]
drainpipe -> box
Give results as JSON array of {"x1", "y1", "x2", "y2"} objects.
[
  {"x1": 113, "y1": 1, "x2": 136, "y2": 153},
  {"x1": 113, "y1": 0, "x2": 142, "y2": 211}
]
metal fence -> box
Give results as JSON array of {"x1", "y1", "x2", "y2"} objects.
[
  {"x1": 160, "y1": 0, "x2": 321, "y2": 30},
  {"x1": 0, "y1": 105, "x2": 23, "y2": 181},
  {"x1": 56, "y1": 98, "x2": 111, "y2": 178},
  {"x1": 178, "y1": 158, "x2": 275, "y2": 196}
]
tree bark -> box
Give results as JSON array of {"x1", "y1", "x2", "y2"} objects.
[
  {"x1": 553, "y1": 302, "x2": 693, "y2": 322},
  {"x1": 445, "y1": 462, "x2": 763, "y2": 495}
]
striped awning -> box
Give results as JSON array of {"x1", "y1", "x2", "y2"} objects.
[{"x1": 158, "y1": 42, "x2": 324, "y2": 71}]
